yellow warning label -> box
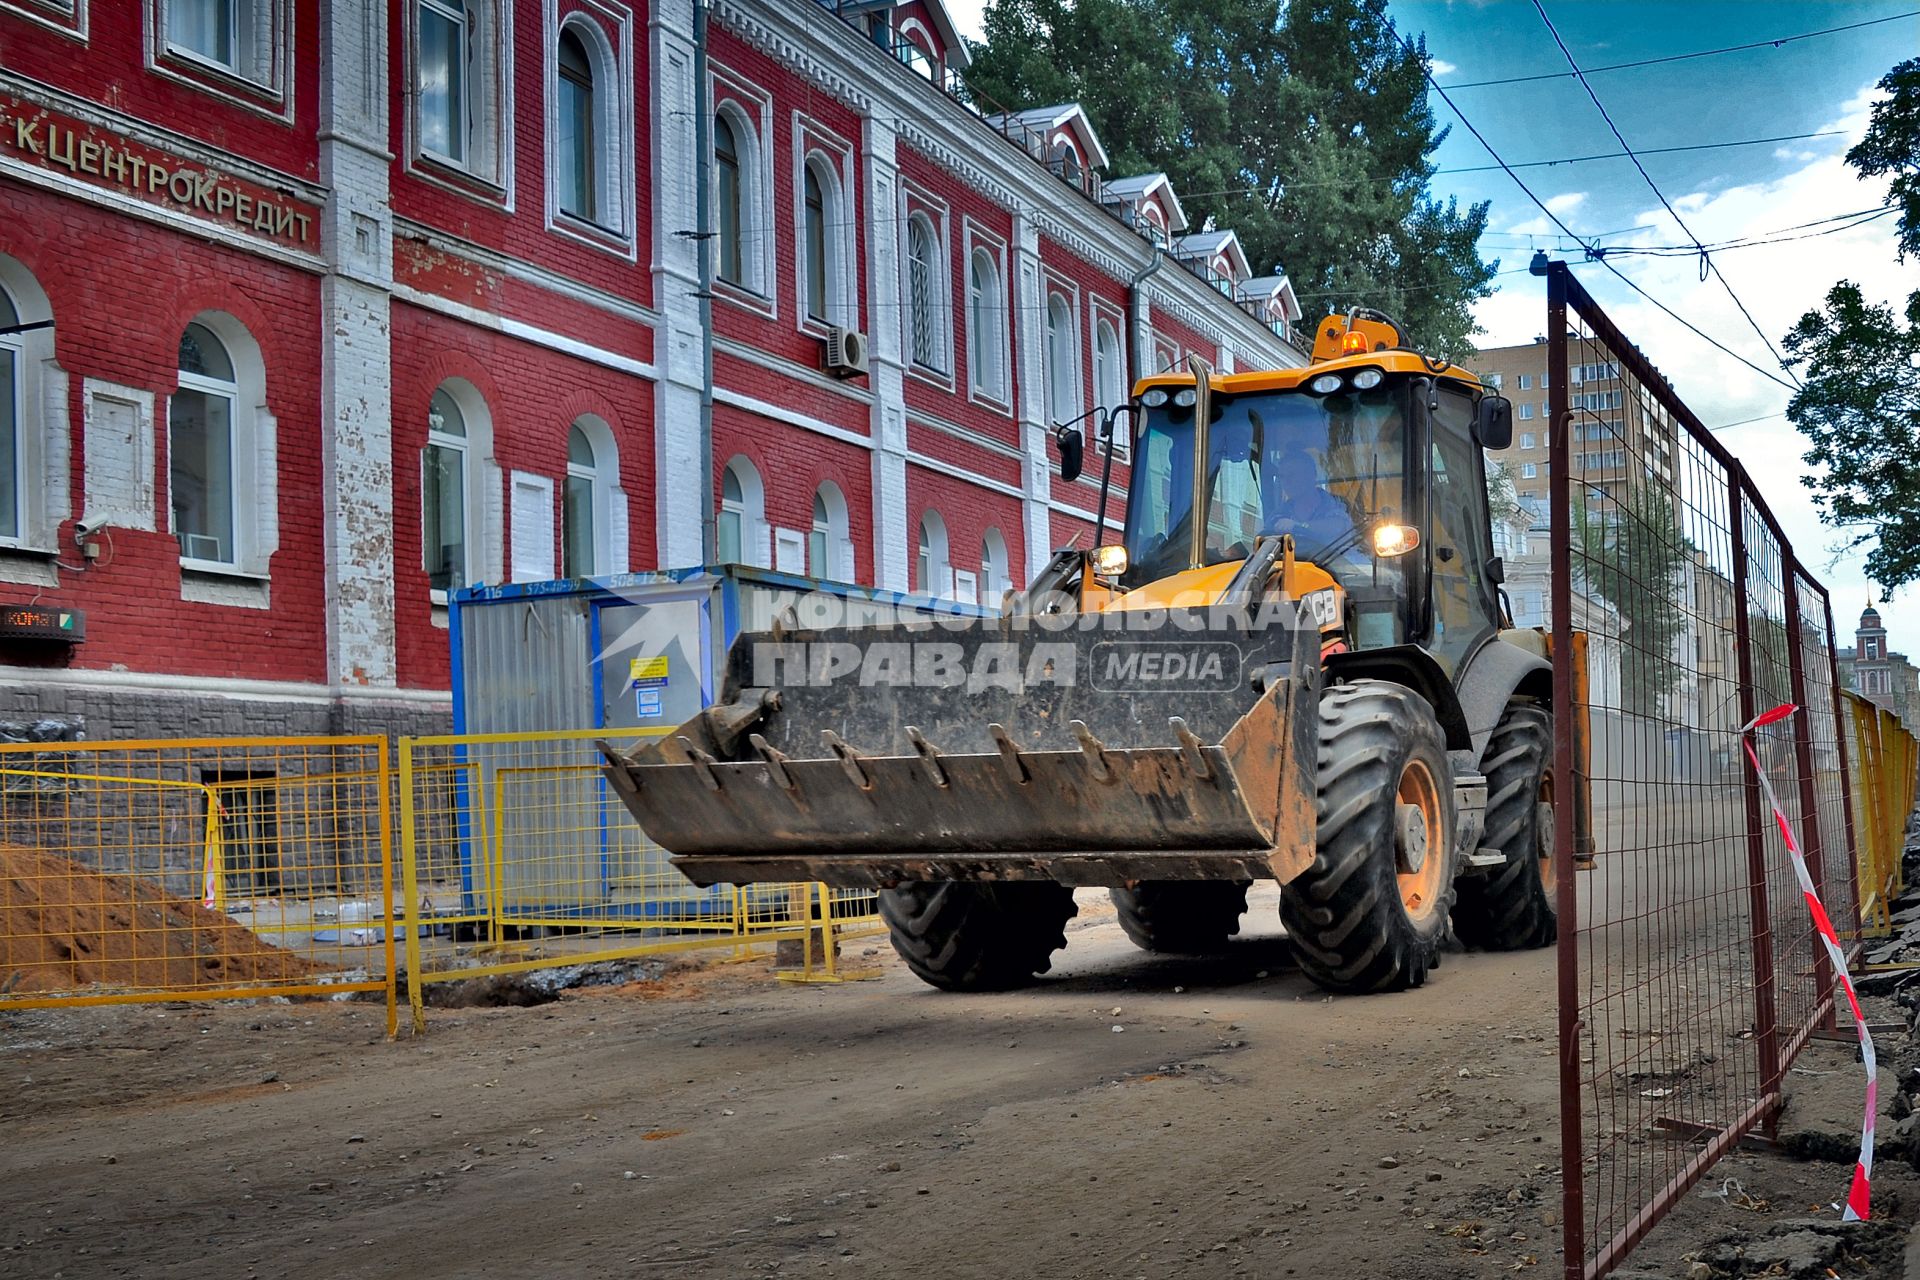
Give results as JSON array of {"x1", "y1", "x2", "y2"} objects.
[{"x1": 629, "y1": 656, "x2": 670, "y2": 683}]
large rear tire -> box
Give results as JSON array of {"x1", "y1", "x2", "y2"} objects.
[
  {"x1": 1452, "y1": 701, "x2": 1558, "y2": 951},
  {"x1": 1110, "y1": 881, "x2": 1251, "y2": 954},
  {"x1": 879, "y1": 882, "x2": 1078, "y2": 991},
  {"x1": 1281, "y1": 680, "x2": 1457, "y2": 994}
]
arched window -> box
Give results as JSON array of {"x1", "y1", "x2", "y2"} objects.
[
  {"x1": 915, "y1": 509, "x2": 950, "y2": 598},
  {"x1": 1052, "y1": 142, "x2": 1082, "y2": 188},
  {"x1": 981, "y1": 527, "x2": 1010, "y2": 601},
  {"x1": 714, "y1": 112, "x2": 743, "y2": 286},
  {"x1": 906, "y1": 213, "x2": 941, "y2": 371},
  {"x1": 967, "y1": 248, "x2": 1005, "y2": 401},
  {"x1": 172, "y1": 322, "x2": 239, "y2": 565},
  {"x1": 0, "y1": 284, "x2": 19, "y2": 544},
  {"x1": 717, "y1": 455, "x2": 767, "y2": 567},
  {"x1": 809, "y1": 481, "x2": 851, "y2": 580},
  {"x1": 1045, "y1": 293, "x2": 1078, "y2": 425},
  {"x1": 556, "y1": 28, "x2": 598, "y2": 222},
  {"x1": 423, "y1": 386, "x2": 469, "y2": 593},
  {"x1": 563, "y1": 423, "x2": 598, "y2": 578},
  {"x1": 1093, "y1": 318, "x2": 1127, "y2": 457},
  {"x1": 803, "y1": 160, "x2": 833, "y2": 323},
  {"x1": 0, "y1": 257, "x2": 59, "y2": 554}
]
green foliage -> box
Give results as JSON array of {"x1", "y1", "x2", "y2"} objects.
[
  {"x1": 1573, "y1": 484, "x2": 1695, "y2": 717},
  {"x1": 1785, "y1": 56, "x2": 1920, "y2": 592},
  {"x1": 964, "y1": 0, "x2": 1496, "y2": 357},
  {"x1": 1783, "y1": 283, "x2": 1920, "y2": 590},
  {"x1": 1847, "y1": 57, "x2": 1920, "y2": 262}
]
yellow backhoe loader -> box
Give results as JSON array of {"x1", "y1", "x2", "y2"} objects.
[{"x1": 600, "y1": 310, "x2": 1582, "y2": 994}]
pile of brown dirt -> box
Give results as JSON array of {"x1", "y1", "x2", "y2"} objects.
[{"x1": 0, "y1": 845, "x2": 321, "y2": 994}]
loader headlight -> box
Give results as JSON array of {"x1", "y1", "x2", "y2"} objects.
[
  {"x1": 1172, "y1": 387, "x2": 1198, "y2": 408},
  {"x1": 1351, "y1": 368, "x2": 1384, "y2": 390},
  {"x1": 1309, "y1": 373, "x2": 1345, "y2": 395},
  {"x1": 1140, "y1": 388, "x2": 1171, "y2": 409},
  {"x1": 1372, "y1": 523, "x2": 1421, "y2": 557},
  {"x1": 1089, "y1": 544, "x2": 1129, "y2": 579}
]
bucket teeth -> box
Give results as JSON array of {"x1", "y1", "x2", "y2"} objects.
[
  {"x1": 1169, "y1": 717, "x2": 1216, "y2": 782},
  {"x1": 820, "y1": 729, "x2": 874, "y2": 791},
  {"x1": 748, "y1": 732, "x2": 797, "y2": 792},
  {"x1": 905, "y1": 726, "x2": 950, "y2": 789},
  {"x1": 1069, "y1": 719, "x2": 1115, "y2": 784},
  {"x1": 987, "y1": 723, "x2": 1030, "y2": 785},
  {"x1": 676, "y1": 736, "x2": 724, "y2": 792}
]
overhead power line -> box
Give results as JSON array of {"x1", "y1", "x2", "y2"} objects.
[
  {"x1": 1364, "y1": 2, "x2": 1800, "y2": 392},
  {"x1": 1168, "y1": 127, "x2": 1853, "y2": 207},
  {"x1": 1441, "y1": 10, "x2": 1920, "y2": 90},
  {"x1": 1531, "y1": 0, "x2": 1802, "y2": 389}
]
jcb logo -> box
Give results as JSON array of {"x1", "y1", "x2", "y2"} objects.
[{"x1": 1301, "y1": 589, "x2": 1340, "y2": 629}]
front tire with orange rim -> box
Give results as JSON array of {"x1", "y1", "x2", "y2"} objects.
[
  {"x1": 1281, "y1": 679, "x2": 1458, "y2": 994},
  {"x1": 1451, "y1": 701, "x2": 1558, "y2": 951}
]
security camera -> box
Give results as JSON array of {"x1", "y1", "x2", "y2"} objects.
[{"x1": 74, "y1": 513, "x2": 111, "y2": 538}]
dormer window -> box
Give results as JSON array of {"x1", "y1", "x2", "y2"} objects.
[{"x1": 1052, "y1": 142, "x2": 1081, "y2": 187}]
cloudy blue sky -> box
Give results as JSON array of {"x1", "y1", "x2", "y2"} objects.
[{"x1": 946, "y1": 0, "x2": 1920, "y2": 652}]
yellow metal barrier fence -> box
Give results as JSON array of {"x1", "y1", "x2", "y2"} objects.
[
  {"x1": 0, "y1": 736, "x2": 395, "y2": 1032},
  {"x1": 397, "y1": 729, "x2": 882, "y2": 1031},
  {"x1": 1846, "y1": 693, "x2": 1919, "y2": 938}
]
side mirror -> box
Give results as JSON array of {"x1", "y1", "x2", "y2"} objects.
[
  {"x1": 1474, "y1": 395, "x2": 1513, "y2": 450},
  {"x1": 1057, "y1": 425, "x2": 1084, "y2": 483}
]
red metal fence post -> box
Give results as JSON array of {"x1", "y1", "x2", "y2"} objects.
[
  {"x1": 1726, "y1": 463, "x2": 1785, "y2": 1127},
  {"x1": 1547, "y1": 263, "x2": 1586, "y2": 1280}
]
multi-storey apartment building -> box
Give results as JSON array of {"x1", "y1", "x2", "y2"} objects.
[{"x1": 0, "y1": 0, "x2": 1306, "y2": 739}]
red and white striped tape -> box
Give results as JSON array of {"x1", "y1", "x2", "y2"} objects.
[{"x1": 1742, "y1": 703, "x2": 1873, "y2": 1221}]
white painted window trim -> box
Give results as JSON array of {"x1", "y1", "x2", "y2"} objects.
[
  {"x1": 980, "y1": 525, "x2": 1010, "y2": 600},
  {"x1": 1042, "y1": 272, "x2": 1082, "y2": 428},
  {"x1": 170, "y1": 365, "x2": 239, "y2": 571},
  {"x1": 405, "y1": 0, "x2": 515, "y2": 206},
  {"x1": 896, "y1": 16, "x2": 941, "y2": 77},
  {"x1": 1090, "y1": 298, "x2": 1128, "y2": 460},
  {"x1": 0, "y1": 262, "x2": 60, "y2": 559},
  {"x1": 900, "y1": 182, "x2": 952, "y2": 386},
  {"x1": 0, "y1": 0, "x2": 87, "y2": 41},
  {"x1": 709, "y1": 61, "x2": 777, "y2": 315},
  {"x1": 168, "y1": 314, "x2": 275, "y2": 584},
  {"x1": 144, "y1": 0, "x2": 294, "y2": 123},
  {"x1": 564, "y1": 413, "x2": 625, "y2": 577},
  {"x1": 543, "y1": 0, "x2": 638, "y2": 258},
  {"x1": 792, "y1": 112, "x2": 857, "y2": 338},
  {"x1": 962, "y1": 221, "x2": 1010, "y2": 412},
  {"x1": 423, "y1": 378, "x2": 500, "y2": 602},
  {"x1": 808, "y1": 480, "x2": 854, "y2": 581},
  {"x1": 717, "y1": 454, "x2": 770, "y2": 568},
  {"x1": 915, "y1": 508, "x2": 952, "y2": 599}
]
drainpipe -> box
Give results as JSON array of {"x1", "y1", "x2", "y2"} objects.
[{"x1": 694, "y1": 0, "x2": 717, "y2": 565}]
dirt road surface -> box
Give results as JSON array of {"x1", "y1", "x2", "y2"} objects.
[{"x1": 2, "y1": 888, "x2": 1908, "y2": 1279}]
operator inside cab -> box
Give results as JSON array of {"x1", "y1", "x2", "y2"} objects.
[{"x1": 1261, "y1": 444, "x2": 1356, "y2": 549}]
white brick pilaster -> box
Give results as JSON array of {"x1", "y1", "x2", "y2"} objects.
[
  {"x1": 1011, "y1": 211, "x2": 1051, "y2": 570},
  {"x1": 865, "y1": 115, "x2": 909, "y2": 591},
  {"x1": 318, "y1": 0, "x2": 396, "y2": 688},
  {"x1": 651, "y1": 0, "x2": 705, "y2": 570}
]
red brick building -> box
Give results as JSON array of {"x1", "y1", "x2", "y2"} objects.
[{"x1": 0, "y1": 0, "x2": 1303, "y2": 738}]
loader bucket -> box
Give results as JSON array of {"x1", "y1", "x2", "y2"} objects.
[{"x1": 598, "y1": 608, "x2": 1323, "y2": 889}]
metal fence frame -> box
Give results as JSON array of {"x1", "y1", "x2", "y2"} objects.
[
  {"x1": 1544, "y1": 263, "x2": 1909, "y2": 1277},
  {"x1": 396, "y1": 727, "x2": 884, "y2": 1032},
  {"x1": 0, "y1": 735, "x2": 396, "y2": 1033}
]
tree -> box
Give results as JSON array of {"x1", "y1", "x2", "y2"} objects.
[
  {"x1": 1784, "y1": 57, "x2": 1920, "y2": 591},
  {"x1": 964, "y1": 0, "x2": 1496, "y2": 357},
  {"x1": 1573, "y1": 484, "x2": 1695, "y2": 717},
  {"x1": 1783, "y1": 285, "x2": 1920, "y2": 589}
]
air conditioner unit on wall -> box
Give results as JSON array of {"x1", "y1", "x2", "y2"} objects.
[{"x1": 823, "y1": 325, "x2": 869, "y2": 378}]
